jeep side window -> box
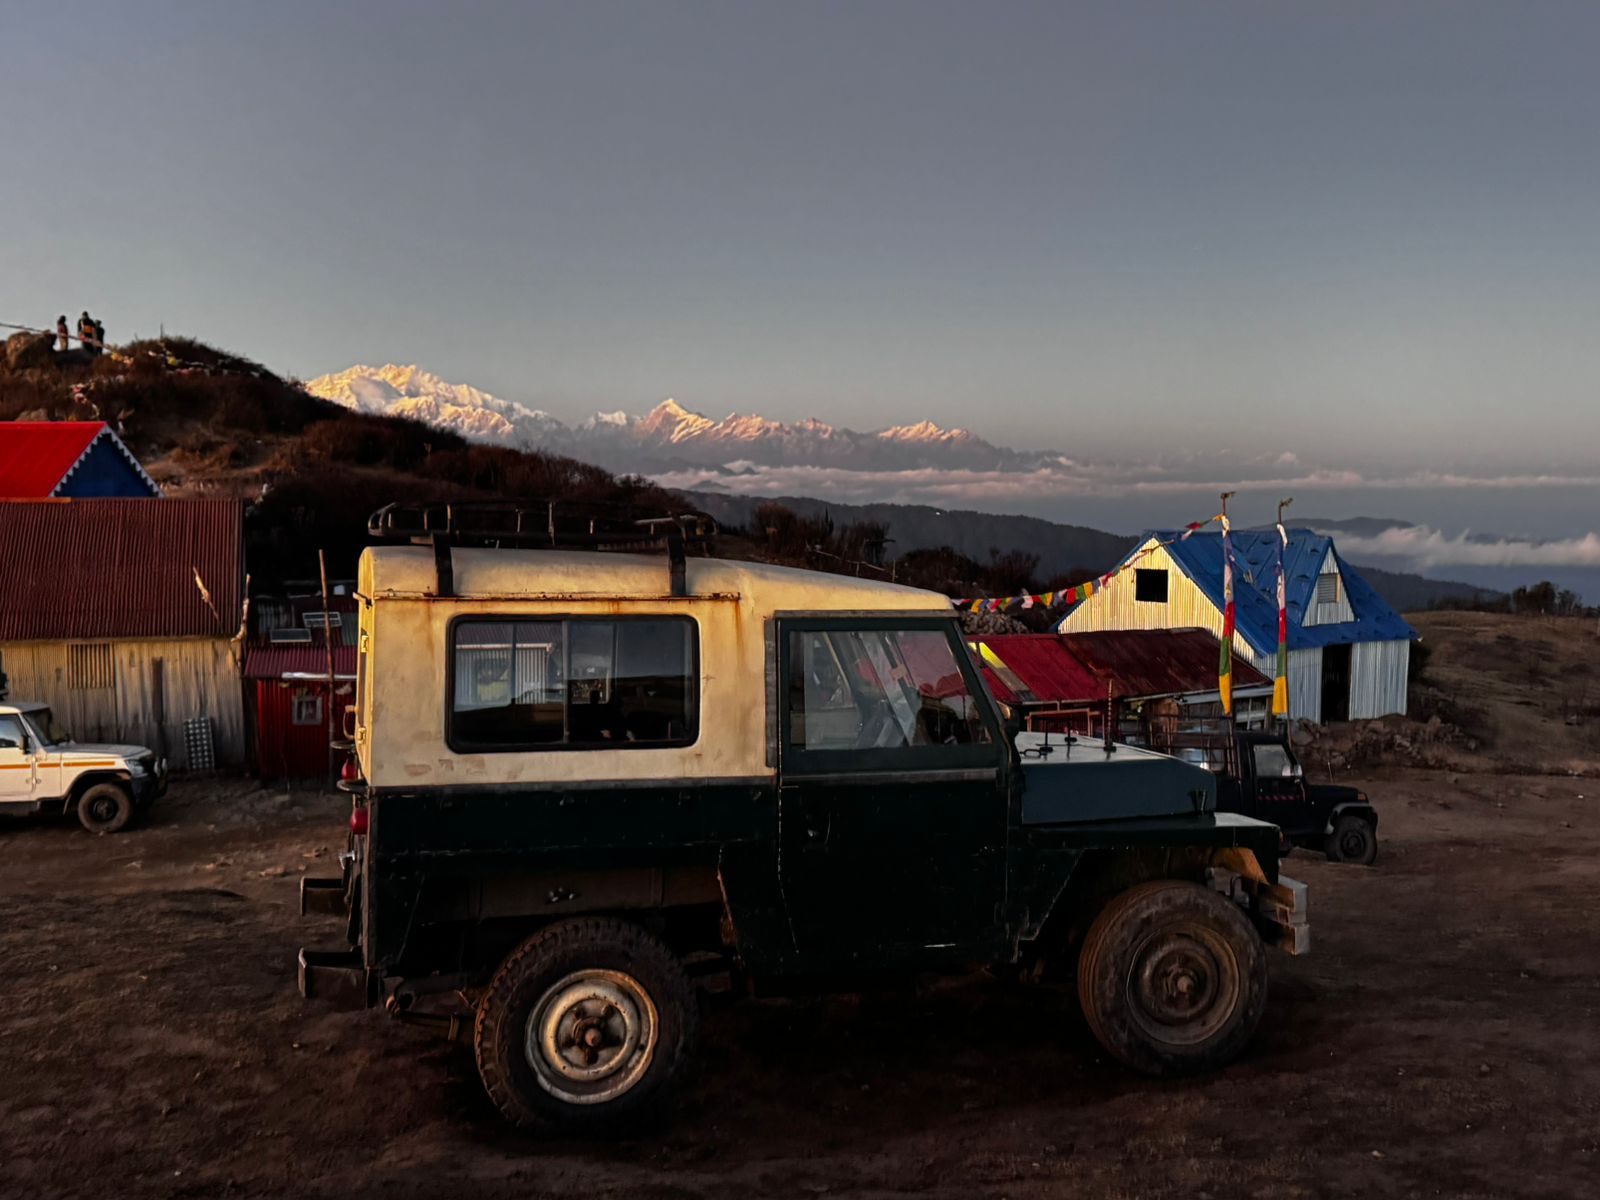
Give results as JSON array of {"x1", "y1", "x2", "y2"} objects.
[
  {"x1": 1252, "y1": 743, "x2": 1296, "y2": 779},
  {"x1": 788, "y1": 629, "x2": 991, "y2": 752},
  {"x1": 0, "y1": 716, "x2": 25, "y2": 751},
  {"x1": 450, "y1": 618, "x2": 697, "y2": 751}
]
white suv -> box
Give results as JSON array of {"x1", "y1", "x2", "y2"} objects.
[{"x1": 0, "y1": 701, "x2": 167, "y2": 833}]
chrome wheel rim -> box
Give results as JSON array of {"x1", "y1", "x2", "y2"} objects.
[
  {"x1": 1124, "y1": 923, "x2": 1240, "y2": 1048},
  {"x1": 524, "y1": 969, "x2": 657, "y2": 1105}
]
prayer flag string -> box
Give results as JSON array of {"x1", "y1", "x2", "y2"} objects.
[{"x1": 952, "y1": 515, "x2": 1222, "y2": 612}]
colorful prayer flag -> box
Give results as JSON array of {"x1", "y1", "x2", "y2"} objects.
[
  {"x1": 1219, "y1": 512, "x2": 1235, "y2": 715},
  {"x1": 1273, "y1": 521, "x2": 1290, "y2": 717}
]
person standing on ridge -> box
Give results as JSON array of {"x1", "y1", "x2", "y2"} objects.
[
  {"x1": 56, "y1": 315, "x2": 69, "y2": 351},
  {"x1": 94, "y1": 317, "x2": 105, "y2": 353}
]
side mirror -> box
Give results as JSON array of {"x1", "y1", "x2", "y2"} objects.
[{"x1": 996, "y1": 701, "x2": 1023, "y2": 740}]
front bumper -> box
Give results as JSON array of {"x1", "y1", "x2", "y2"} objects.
[
  {"x1": 130, "y1": 769, "x2": 168, "y2": 804},
  {"x1": 1212, "y1": 869, "x2": 1311, "y2": 956}
]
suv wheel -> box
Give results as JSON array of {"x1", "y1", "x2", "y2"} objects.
[
  {"x1": 1077, "y1": 879, "x2": 1266, "y2": 1075},
  {"x1": 77, "y1": 783, "x2": 134, "y2": 834},
  {"x1": 474, "y1": 917, "x2": 697, "y2": 1131},
  {"x1": 1325, "y1": 814, "x2": 1378, "y2": 865}
]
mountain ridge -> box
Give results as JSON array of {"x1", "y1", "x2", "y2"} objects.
[{"x1": 303, "y1": 363, "x2": 1032, "y2": 473}]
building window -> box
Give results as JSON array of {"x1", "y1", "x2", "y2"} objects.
[
  {"x1": 1135, "y1": 568, "x2": 1169, "y2": 604},
  {"x1": 68, "y1": 643, "x2": 115, "y2": 689},
  {"x1": 449, "y1": 617, "x2": 697, "y2": 751},
  {"x1": 291, "y1": 689, "x2": 323, "y2": 726},
  {"x1": 1316, "y1": 573, "x2": 1340, "y2": 605}
]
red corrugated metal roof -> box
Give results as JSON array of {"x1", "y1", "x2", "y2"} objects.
[
  {"x1": 971, "y1": 629, "x2": 1271, "y2": 704},
  {"x1": 243, "y1": 645, "x2": 357, "y2": 680},
  {"x1": 970, "y1": 635, "x2": 1105, "y2": 703},
  {"x1": 0, "y1": 421, "x2": 105, "y2": 498},
  {"x1": 978, "y1": 665, "x2": 1019, "y2": 705},
  {"x1": 0, "y1": 499, "x2": 244, "y2": 640},
  {"x1": 1061, "y1": 628, "x2": 1271, "y2": 698}
]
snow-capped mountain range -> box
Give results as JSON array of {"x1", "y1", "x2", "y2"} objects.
[{"x1": 303, "y1": 364, "x2": 1043, "y2": 474}]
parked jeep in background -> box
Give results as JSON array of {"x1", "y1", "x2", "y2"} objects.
[
  {"x1": 0, "y1": 701, "x2": 167, "y2": 833},
  {"x1": 1151, "y1": 723, "x2": 1379, "y2": 864},
  {"x1": 299, "y1": 505, "x2": 1310, "y2": 1132}
]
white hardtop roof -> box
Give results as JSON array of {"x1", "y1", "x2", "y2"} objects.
[
  {"x1": 0, "y1": 701, "x2": 47, "y2": 713},
  {"x1": 361, "y1": 546, "x2": 953, "y2": 614}
]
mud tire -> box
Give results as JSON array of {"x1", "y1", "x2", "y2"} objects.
[
  {"x1": 1077, "y1": 879, "x2": 1266, "y2": 1075},
  {"x1": 77, "y1": 783, "x2": 134, "y2": 834},
  {"x1": 1325, "y1": 814, "x2": 1378, "y2": 865},
  {"x1": 474, "y1": 917, "x2": 696, "y2": 1132}
]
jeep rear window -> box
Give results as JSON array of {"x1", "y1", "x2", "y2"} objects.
[{"x1": 449, "y1": 618, "x2": 697, "y2": 751}]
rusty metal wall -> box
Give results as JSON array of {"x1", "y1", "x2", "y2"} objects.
[{"x1": 0, "y1": 637, "x2": 245, "y2": 766}]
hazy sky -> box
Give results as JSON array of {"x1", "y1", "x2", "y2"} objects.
[{"x1": 4, "y1": 1, "x2": 1599, "y2": 472}]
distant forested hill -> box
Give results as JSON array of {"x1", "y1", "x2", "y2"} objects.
[{"x1": 686, "y1": 490, "x2": 1501, "y2": 612}]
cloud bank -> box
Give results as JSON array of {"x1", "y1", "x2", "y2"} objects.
[
  {"x1": 651, "y1": 461, "x2": 1600, "y2": 507},
  {"x1": 1334, "y1": 526, "x2": 1600, "y2": 568}
]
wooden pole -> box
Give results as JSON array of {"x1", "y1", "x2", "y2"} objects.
[
  {"x1": 318, "y1": 549, "x2": 336, "y2": 787},
  {"x1": 1277, "y1": 496, "x2": 1294, "y2": 732}
]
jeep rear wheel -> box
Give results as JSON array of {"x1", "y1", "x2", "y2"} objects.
[
  {"x1": 473, "y1": 917, "x2": 696, "y2": 1132},
  {"x1": 77, "y1": 783, "x2": 133, "y2": 834},
  {"x1": 1325, "y1": 814, "x2": 1377, "y2": 865},
  {"x1": 1077, "y1": 879, "x2": 1266, "y2": 1075}
]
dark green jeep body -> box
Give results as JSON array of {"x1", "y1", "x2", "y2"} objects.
[{"x1": 299, "y1": 537, "x2": 1305, "y2": 1130}]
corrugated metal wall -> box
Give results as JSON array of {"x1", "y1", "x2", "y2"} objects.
[
  {"x1": 1302, "y1": 562, "x2": 1355, "y2": 626},
  {"x1": 0, "y1": 637, "x2": 244, "y2": 766},
  {"x1": 253, "y1": 677, "x2": 354, "y2": 780},
  {"x1": 1057, "y1": 540, "x2": 1411, "y2": 725},
  {"x1": 1287, "y1": 646, "x2": 1323, "y2": 724},
  {"x1": 1350, "y1": 638, "x2": 1409, "y2": 719},
  {"x1": 1056, "y1": 540, "x2": 1262, "y2": 665}
]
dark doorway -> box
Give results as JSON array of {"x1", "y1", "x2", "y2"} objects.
[{"x1": 1321, "y1": 644, "x2": 1352, "y2": 723}]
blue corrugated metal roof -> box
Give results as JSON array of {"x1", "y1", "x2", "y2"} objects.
[{"x1": 1135, "y1": 529, "x2": 1414, "y2": 656}]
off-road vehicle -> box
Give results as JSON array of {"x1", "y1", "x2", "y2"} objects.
[
  {"x1": 1151, "y1": 723, "x2": 1379, "y2": 864},
  {"x1": 0, "y1": 701, "x2": 167, "y2": 832},
  {"x1": 299, "y1": 505, "x2": 1308, "y2": 1131}
]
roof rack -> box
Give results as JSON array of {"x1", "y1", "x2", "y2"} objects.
[{"x1": 366, "y1": 501, "x2": 717, "y2": 598}]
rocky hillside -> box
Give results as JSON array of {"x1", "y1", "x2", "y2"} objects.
[{"x1": 0, "y1": 337, "x2": 686, "y2": 584}]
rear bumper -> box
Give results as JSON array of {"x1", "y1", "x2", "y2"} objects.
[
  {"x1": 298, "y1": 947, "x2": 378, "y2": 1009},
  {"x1": 300, "y1": 875, "x2": 349, "y2": 917}
]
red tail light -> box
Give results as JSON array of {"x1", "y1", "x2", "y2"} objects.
[
  {"x1": 349, "y1": 806, "x2": 369, "y2": 836},
  {"x1": 340, "y1": 758, "x2": 360, "y2": 783}
]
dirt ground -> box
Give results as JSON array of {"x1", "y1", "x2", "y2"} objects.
[{"x1": 2, "y1": 769, "x2": 1597, "y2": 1200}]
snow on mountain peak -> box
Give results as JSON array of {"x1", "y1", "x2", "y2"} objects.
[
  {"x1": 876, "y1": 419, "x2": 970, "y2": 443},
  {"x1": 302, "y1": 365, "x2": 1020, "y2": 474}
]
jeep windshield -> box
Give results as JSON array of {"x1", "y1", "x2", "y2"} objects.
[{"x1": 28, "y1": 708, "x2": 72, "y2": 746}]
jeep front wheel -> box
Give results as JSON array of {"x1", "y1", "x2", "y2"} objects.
[
  {"x1": 1077, "y1": 879, "x2": 1266, "y2": 1075},
  {"x1": 1325, "y1": 814, "x2": 1377, "y2": 865},
  {"x1": 77, "y1": 783, "x2": 134, "y2": 834},
  {"x1": 473, "y1": 917, "x2": 697, "y2": 1131}
]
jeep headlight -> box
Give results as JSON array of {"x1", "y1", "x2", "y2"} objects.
[{"x1": 126, "y1": 759, "x2": 147, "y2": 776}]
